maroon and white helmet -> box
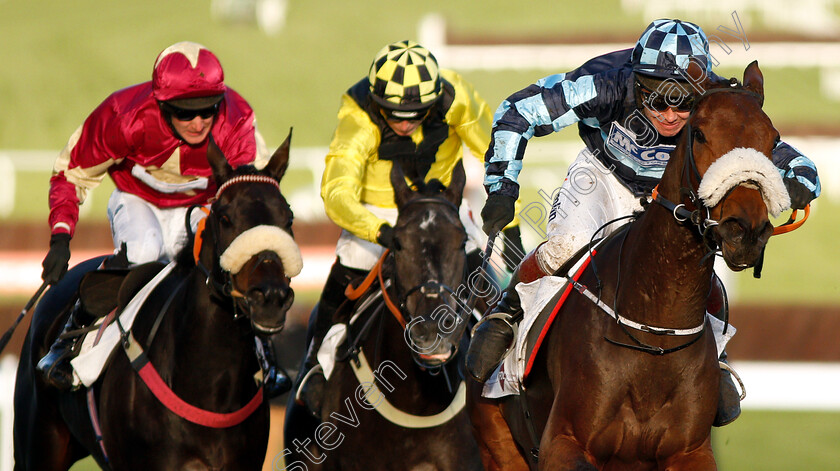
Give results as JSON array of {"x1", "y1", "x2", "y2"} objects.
[{"x1": 152, "y1": 41, "x2": 226, "y2": 107}]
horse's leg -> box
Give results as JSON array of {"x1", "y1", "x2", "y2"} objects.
[
  {"x1": 465, "y1": 379, "x2": 529, "y2": 471},
  {"x1": 537, "y1": 392, "x2": 597, "y2": 471},
  {"x1": 13, "y1": 337, "x2": 82, "y2": 471},
  {"x1": 537, "y1": 434, "x2": 597, "y2": 471},
  {"x1": 661, "y1": 436, "x2": 717, "y2": 471}
]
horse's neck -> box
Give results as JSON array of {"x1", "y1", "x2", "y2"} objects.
[
  {"x1": 615, "y1": 190, "x2": 713, "y2": 329},
  {"x1": 154, "y1": 272, "x2": 257, "y2": 382},
  {"x1": 363, "y1": 304, "x2": 459, "y2": 412}
]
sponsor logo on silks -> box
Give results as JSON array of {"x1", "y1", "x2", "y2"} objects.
[{"x1": 606, "y1": 122, "x2": 674, "y2": 170}]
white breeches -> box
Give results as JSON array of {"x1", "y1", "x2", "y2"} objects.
[
  {"x1": 537, "y1": 149, "x2": 646, "y2": 274},
  {"x1": 107, "y1": 190, "x2": 206, "y2": 265},
  {"x1": 335, "y1": 198, "x2": 486, "y2": 271}
]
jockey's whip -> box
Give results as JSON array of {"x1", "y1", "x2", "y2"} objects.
[
  {"x1": 0, "y1": 280, "x2": 49, "y2": 354},
  {"x1": 463, "y1": 231, "x2": 498, "y2": 320}
]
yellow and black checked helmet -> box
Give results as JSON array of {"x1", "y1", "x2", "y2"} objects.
[{"x1": 368, "y1": 40, "x2": 441, "y2": 113}]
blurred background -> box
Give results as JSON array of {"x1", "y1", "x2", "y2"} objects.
[{"x1": 0, "y1": 1, "x2": 838, "y2": 469}]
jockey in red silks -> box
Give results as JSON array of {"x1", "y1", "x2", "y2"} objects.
[
  {"x1": 466, "y1": 19, "x2": 821, "y2": 427},
  {"x1": 37, "y1": 41, "x2": 289, "y2": 397}
]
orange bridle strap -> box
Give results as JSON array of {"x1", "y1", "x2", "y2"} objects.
[
  {"x1": 343, "y1": 250, "x2": 406, "y2": 329},
  {"x1": 345, "y1": 251, "x2": 388, "y2": 300},
  {"x1": 772, "y1": 204, "x2": 810, "y2": 236},
  {"x1": 377, "y1": 259, "x2": 407, "y2": 329}
]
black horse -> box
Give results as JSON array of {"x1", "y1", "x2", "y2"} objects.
[
  {"x1": 14, "y1": 132, "x2": 298, "y2": 470},
  {"x1": 282, "y1": 161, "x2": 484, "y2": 471}
]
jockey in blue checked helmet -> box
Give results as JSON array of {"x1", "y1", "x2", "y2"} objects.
[{"x1": 466, "y1": 18, "x2": 821, "y2": 429}]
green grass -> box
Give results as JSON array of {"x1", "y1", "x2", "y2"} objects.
[
  {"x1": 735, "y1": 200, "x2": 840, "y2": 304},
  {"x1": 714, "y1": 410, "x2": 840, "y2": 470},
  {"x1": 1, "y1": 1, "x2": 837, "y2": 150},
  {"x1": 60, "y1": 409, "x2": 840, "y2": 470}
]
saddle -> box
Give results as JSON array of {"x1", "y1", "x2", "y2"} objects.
[
  {"x1": 78, "y1": 262, "x2": 166, "y2": 318},
  {"x1": 482, "y1": 230, "x2": 620, "y2": 399},
  {"x1": 70, "y1": 262, "x2": 170, "y2": 388}
]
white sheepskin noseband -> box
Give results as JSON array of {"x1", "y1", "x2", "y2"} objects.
[
  {"x1": 219, "y1": 225, "x2": 303, "y2": 277},
  {"x1": 697, "y1": 147, "x2": 790, "y2": 218}
]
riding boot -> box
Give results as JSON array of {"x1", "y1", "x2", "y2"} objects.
[
  {"x1": 296, "y1": 260, "x2": 366, "y2": 417},
  {"x1": 465, "y1": 244, "x2": 549, "y2": 383},
  {"x1": 36, "y1": 301, "x2": 93, "y2": 391},
  {"x1": 464, "y1": 274, "x2": 523, "y2": 383},
  {"x1": 256, "y1": 335, "x2": 292, "y2": 399},
  {"x1": 708, "y1": 273, "x2": 743, "y2": 427}
]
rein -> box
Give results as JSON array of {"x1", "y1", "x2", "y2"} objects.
[{"x1": 346, "y1": 250, "x2": 406, "y2": 328}]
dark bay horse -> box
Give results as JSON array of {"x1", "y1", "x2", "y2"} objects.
[
  {"x1": 468, "y1": 62, "x2": 788, "y2": 470},
  {"x1": 14, "y1": 132, "x2": 299, "y2": 470},
  {"x1": 282, "y1": 161, "x2": 484, "y2": 471}
]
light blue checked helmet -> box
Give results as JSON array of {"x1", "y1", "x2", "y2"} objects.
[{"x1": 631, "y1": 19, "x2": 712, "y2": 79}]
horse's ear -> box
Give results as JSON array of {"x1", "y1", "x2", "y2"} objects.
[
  {"x1": 390, "y1": 161, "x2": 414, "y2": 208},
  {"x1": 444, "y1": 160, "x2": 466, "y2": 205},
  {"x1": 207, "y1": 134, "x2": 233, "y2": 183},
  {"x1": 265, "y1": 128, "x2": 292, "y2": 181},
  {"x1": 743, "y1": 60, "x2": 765, "y2": 106}
]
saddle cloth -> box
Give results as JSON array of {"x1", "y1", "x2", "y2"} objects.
[
  {"x1": 481, "y1": 272, "x2": 736, "y2": 399},
  {"x1": 70, "y1": 262, "x2": 176, "y2": 388}
]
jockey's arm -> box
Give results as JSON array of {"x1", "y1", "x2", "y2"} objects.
[
  {"x1": 483, "y1": 69, "x2": 622, "y2": 200},
  {"x1": 49, "y1": 118, "x2": 121, "y2": 237},
  {"x1": 771, "y1": 140, "x2": 821, "y2": 209},
  {"x1": 321, "y1": 96, "x2": 388, "y2": 243}
]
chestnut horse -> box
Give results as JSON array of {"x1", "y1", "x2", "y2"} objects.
[
  {"x1": 282, "y1": 161, "x2": 483, "y2": 471},
  {"x1": 14, "y1": 133, "x2": 299, "y2": 470},
  {"x1": 468, "y1": 62, "x2": 788, "y2": 470}
]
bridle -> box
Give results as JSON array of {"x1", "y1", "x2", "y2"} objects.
[
  {"x1": 192, "y1": 174, "x2": 292, "y2": 321},
  {"x1": 652, "y1": 86, "x2": 766, "y2": 258},
  {"x1": 391, "y1": 196, "x2": 471, "y2": 327}
]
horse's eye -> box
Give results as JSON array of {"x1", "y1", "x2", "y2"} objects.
[
  {"x1": 218, "y1": 214, "x2": 232, "y2": 227},
  {"x1": 693, "y1": 129, "x2": 706, "y2": 144},
  {"x1": 392, "y1": 237, "x2": 402, "y2": 251}
]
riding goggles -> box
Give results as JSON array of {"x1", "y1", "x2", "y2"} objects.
[
  {"x1": 635, "y1": 81, "x2": 696, "y2": 112},
  {"x1": 161, "y1": 102, "x2": 221, "y2": 121}
]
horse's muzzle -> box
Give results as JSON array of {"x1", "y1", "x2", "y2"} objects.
[
  {"x1": 714, "y1": 217, "x2": 773, "y2": 271},
  {"x1": 247, "y1": 284, "x2": 294, "y2": 334},
  {"x1": 405, "y1": 318, "x2": 458, "y2": 367}
]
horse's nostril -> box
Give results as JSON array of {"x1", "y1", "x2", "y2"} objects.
[
  {"x1": 248, "y1": 290, "x2": 266, "y2": 305},
  {"x1": 248, "y1": 285, "x2": 291, "y2": 306}
]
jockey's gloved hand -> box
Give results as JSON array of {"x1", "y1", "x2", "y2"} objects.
[
  {"x1": 783, "y1": 176, "x2": 813, "y2": 210},
  {"x1": 376, "y1": 223, "x2": 396, "y2": 250},
  {"x1": 42, "y1": 233, "x2": 71, "y2": 285},
  {"x1": 481, "y1": 194, "x2": 515, "y2": 236},
  {"x1": 502, "y1": 226, "x2": 524, "y2": 272}
]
